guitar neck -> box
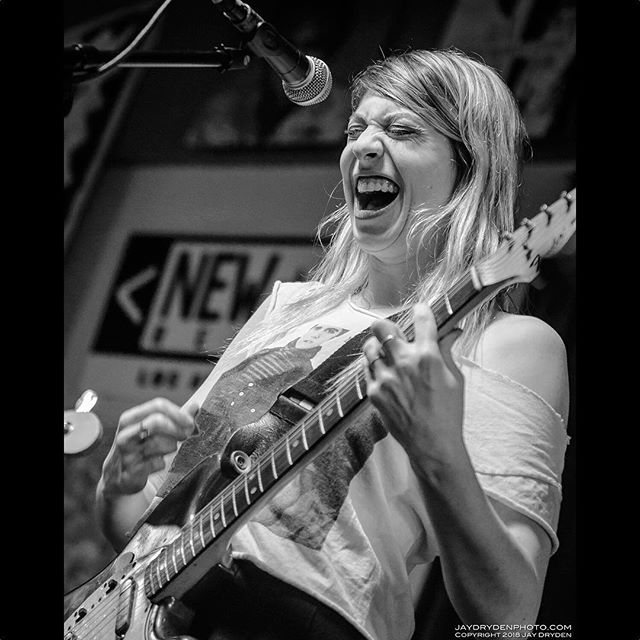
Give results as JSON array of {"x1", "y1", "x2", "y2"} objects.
[{"x1": 142, "y1": 267, "x2": 507, "y2": 601}]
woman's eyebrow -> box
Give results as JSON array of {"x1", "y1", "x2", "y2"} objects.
[{"x1": 348, "y1": 110, "x2": 422, "y2": 124}]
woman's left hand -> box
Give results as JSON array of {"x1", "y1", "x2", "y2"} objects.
[{"x1": 363, "y1": 302, "x2": 465, "y2": 469}]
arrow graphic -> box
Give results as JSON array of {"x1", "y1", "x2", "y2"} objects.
[{"x1": 115, "y1": 266, "x2": 158, "y2": 324}]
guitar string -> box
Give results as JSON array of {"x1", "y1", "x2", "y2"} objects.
[
  {"x1": 75, "y1": 597, "x2": 147, "y2": 640},
  {"x1": 68, "y1": 568, "x2": 155, "y2": 639},
  {"x1": 68, "y1": 545, "x2": 169, "y2": 637},
  {"x1": 66, "y1": 587, "x2": 119, "y2": 638}
]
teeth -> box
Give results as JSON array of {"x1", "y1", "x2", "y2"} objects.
[{"x1": 356, "y1": 177, "x2": 399, "y2": 194}]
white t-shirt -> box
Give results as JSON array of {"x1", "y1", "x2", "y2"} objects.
[{"x1": 149, "y1": 280, "x2": 569, "y2": 640}]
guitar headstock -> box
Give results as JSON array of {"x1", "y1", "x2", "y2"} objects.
[{"x1": 477, "y1": 188, "x2": 576, "y2": 287}]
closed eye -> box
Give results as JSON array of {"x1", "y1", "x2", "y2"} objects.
[
  {"x1": 344, "y1": 124, "x2": 423, "y2": 141},
  {"x1": 344, "y1": 125, "x2": 366, "y2": 140},
  {"x1": 386, "y1": 126, "x2": 423, "y2": 138}
]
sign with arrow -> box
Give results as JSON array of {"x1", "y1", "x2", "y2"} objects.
[{"x1": 93, "y1": 233, "x2": 317, "y2": 360}]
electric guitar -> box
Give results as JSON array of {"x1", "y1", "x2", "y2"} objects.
[{"x1": 63, "y1": 189, "x2": 576, "y2": 639}]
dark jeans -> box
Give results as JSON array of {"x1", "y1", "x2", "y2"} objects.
[{"x1": 198, "y1": 559, "x2": 368, "y2": 640}]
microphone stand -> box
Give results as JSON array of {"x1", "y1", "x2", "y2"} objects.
[{"x1": 64, "y1": 43, "x2": 251, "y2": 116}]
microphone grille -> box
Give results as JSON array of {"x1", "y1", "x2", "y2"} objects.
[{"x1": 282, "y1": 56, "x2": 333, "y2": 106}]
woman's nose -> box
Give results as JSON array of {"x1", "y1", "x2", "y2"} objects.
[{"x1": 352, "y1": 128, "x2": 384, "y2": 163}]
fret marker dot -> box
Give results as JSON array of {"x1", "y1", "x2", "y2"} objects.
[
  {"x1": 326, "y1": 409, "x2": 333, "y2": 416},
  {"x1": 250, "y1": 487, "x2": 257, "y2": 494}
]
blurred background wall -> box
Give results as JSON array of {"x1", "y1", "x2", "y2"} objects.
[{"x1": 63, "y1": 0, "x2": 576, "y2": 635}]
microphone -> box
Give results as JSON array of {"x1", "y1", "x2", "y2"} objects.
[{"x1": 211, "y1": 0, "x2": 332, "y2": 106}]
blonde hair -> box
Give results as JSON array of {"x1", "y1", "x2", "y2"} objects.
[{"x1": 228, "y1": 48, "x2": 529, "y2": 359}]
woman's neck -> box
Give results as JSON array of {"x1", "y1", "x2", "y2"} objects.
[{"x1": 359, "y1": 254, "x2": 420, "y2": 308}]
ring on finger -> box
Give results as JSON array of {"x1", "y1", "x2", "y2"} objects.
[
  {"x1": 380, "y1": 334, "x2": 397, "y2": 350},
  {"x1": 368, "y1": 354, "x2": 384, "y2": 371},
  {"x1": 138, "y1": 420, "x2": 149, "y2": 443}
]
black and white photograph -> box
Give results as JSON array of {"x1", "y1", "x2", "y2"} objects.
[{"x1": 58, "y1": 0, "x2": 585, "y2": 638}]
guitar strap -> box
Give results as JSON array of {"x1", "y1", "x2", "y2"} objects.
[{"x1": 135, "y1": 311, "x2": 403, "y2": 531}]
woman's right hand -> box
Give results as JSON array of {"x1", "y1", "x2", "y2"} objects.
[{"x1": 101, "y1": 398, "x2": 199, "y2": 497}]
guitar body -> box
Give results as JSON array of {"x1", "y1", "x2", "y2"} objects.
[{"x1": 64, "y1": 456, "x2": 239, "y2": 640}]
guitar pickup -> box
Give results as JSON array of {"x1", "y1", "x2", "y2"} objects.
[{"x1": 115, "y1": 577, "x2": 136, "y2": 637}]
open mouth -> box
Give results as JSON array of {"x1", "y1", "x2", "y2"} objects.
[{"x1": 355, "y1": 176, "x2": 400, "y2": 212}]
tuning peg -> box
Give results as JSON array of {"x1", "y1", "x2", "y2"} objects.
[
  {"x1": 519, "y1": 218, "x2": 535, "y2": 240},
  {"x1": 539, "y1": 203, "x2": 553, "y2": 225}
]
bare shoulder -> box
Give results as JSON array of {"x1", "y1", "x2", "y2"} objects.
[{"x1": 472, "y1": 312, "x2": 570, "y2": 422}]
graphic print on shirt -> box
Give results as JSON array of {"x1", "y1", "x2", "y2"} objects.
[
  {"x1": 168, "y1": 321, "x2": 388, "y2": 551},
  {"x1": 167, "y1": 323, "x2": 348, "y2": 482}
]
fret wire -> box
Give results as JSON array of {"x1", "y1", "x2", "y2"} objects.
[
  {"x1": 285, "y1": 434, "x2": 293, "y2": 465},
  {"x1": 443, "y1": 293, "x2": 453, "y2": 316},
  {"x1": 244, "y1": 473, "x2": 251, "y2": 504},
  {"x1": 220, "y1": 494, "x2": 227, "y2": 528},
  {"x1": 335, "y1": 390, "x2": 344, "y2": 417},
  {"x1": 301, "y1": 423, "x2": 309, "y2": 450},
  {"x1": 198, "y1": 515, "x2": 206, "y2": 547},
  {"x1": 162, "y1": 556, "x2": 170, "y2": 583},
  {"x1": 355, "y1": 371, "x2": 363, "y2": 399},
  {"x1": 180, "y1": 538, "x2": 188, "y2": 564},
  {"x1": 207, "y1": 504, "x2": 216, "y2": 538},
  {"x1": 170, "y1": 545, "x2": 179, "y2": 575},
  {"x1": 188, "y1": 528, "x2": 196, "y2": 557},
  {"x1": 257, "y1": 461, "x2": 264, "y2": 492},
  {"x1": 231, "y1": 486, "x2": 238, "y2": 516},
  {"x1": 318, "y1": 407, "x2": 325, "y2": 434},
  {"x1": 270, "y1": 449, "x2": 278, "y2": 479},
  {"x1": 155, "y1": 560, "x2": 162, "y2": 591}
]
